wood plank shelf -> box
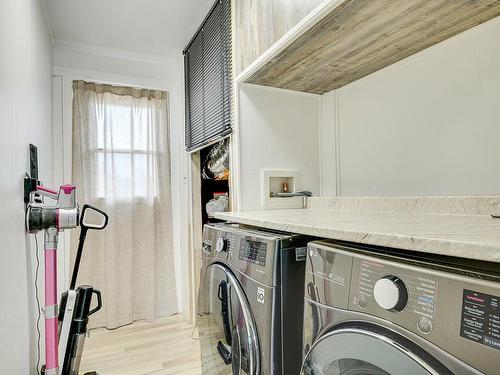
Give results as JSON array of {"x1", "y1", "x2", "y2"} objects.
[{"x1": 244, "y1": 0, "x2": 500, "y2": 94}]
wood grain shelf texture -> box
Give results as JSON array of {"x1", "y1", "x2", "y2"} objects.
[
  {"x1": 246, "y1": 0, "x2": 500, "y2": 94},
  {"x1": 233, "y1": 0, "x2": 324, "y2": 75}
]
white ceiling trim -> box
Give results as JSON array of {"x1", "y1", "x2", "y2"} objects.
[{"x1": 53, "y1": 38, "x2": 182, "y2": 66}]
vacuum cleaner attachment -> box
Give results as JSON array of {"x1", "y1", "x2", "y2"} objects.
[
  {"x1": 58, "y1": 204, "x2": 108, "y2": 375},
  {"x1": 27, "y1": 206, "x2": 58, "y2": 231},
  {"x1": 60, "y1": 285, "x2": 102, "y2": 375}
]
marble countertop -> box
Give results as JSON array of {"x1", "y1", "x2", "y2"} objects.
[{"x1": 214, "y1": 208, "x2": 500, "y2": 263}]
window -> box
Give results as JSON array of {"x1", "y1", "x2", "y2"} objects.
[
  {"x1": 92, "y1": 99, "x2": 158, "y2": 199},
  {"x1": 71, "y1": 80, "x2": 176, "y2": 328},
  {"x1": 184, "y1": 0, "x2": 232, "y2": 152}
]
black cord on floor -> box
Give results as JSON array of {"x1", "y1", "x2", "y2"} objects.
[
  {"x1": 34, "y1": 235, "x2": 42, "y2": 375},
  {"x1": 103, "y1": 320, "x2": 136, "y2": 331}
]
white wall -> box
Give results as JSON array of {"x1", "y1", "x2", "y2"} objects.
[
  {"x1": 321, "y1": 16, "x2": 500, "y2": 197},
  {"x1": 238, "y1": 84, "x2": 320, "y2": 210},
  {"x1": 51, "y1": 46, "x2": 190, "y2": 314},
  {"x1": 0, "y1": 0, "x2": 53, "y2": 373}
]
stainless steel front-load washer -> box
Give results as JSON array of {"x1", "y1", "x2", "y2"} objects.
[
  {"x1": 198, "y1": 223, "x2": 313, "y2": 375},
  {"x1": 301, "y1": 240, "x2": 500, "y2": 375}
]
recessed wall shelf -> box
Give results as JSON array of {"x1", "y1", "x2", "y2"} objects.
[
  {"x1": 261, "y1": 169, "x2": 303, "y2": 209},
  {"x1": 243, "y1": 0, "x2": 500, "y2": 94}
]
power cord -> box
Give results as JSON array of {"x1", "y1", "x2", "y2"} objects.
[
  {"x1": 34, "y1": 235, "x2": 42, "y2": 375},
  {"x1": 191, "y1": 324, "x2": 199, "y2": 341}
]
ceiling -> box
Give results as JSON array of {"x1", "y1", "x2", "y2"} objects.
[{"x1": 44, "y1": 0, "x2": 215, "y2": 59}]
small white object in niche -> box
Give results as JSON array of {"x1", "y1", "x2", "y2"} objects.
[{"x1": 261, "y1": 169, "x2": 303, "y2": 209}]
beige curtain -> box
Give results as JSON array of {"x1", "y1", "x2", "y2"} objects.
[{"x1": 72, "y1": 80, "x2": 177, "y2": 329}]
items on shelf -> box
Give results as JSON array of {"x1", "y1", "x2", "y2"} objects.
[
  {"x1": 206, "y1": 193, "x2": 229, "y2": 217},
  {"x1": 202, "y1": 138, "x2": 229, "y2": 181}
]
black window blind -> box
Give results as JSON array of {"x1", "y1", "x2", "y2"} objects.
[{"x1": 184, "y1": 0, "x2": 232, "y2": 152}]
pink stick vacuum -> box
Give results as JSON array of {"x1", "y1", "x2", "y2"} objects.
[
  {"x1": 44, "y1": 230, "x2": 59, "y2": 374},
  {"x1": 27, "y1": 185, "x2": 79, "y2": 375}
]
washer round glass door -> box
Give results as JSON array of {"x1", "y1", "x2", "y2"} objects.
[
  {"x1": 301, "y1": 324, "x2": 449, "y2": 375},
  {"x1": 198, "y1": 263, "x2": 259, "y2": 375}
]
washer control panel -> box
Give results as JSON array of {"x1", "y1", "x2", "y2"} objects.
[
  {"x1": 373, "y1": 275, "x2": 408, "y2": 311},
  {"x1": 238, "y1": 238, "x2": 268, "y2": 266},
  {"x1": 460, "y1": 289, "x2": 500, "y2": 351},
  {"x1": 306, "y1": 240, "x2": 500, "y2": 375},
  {"x1": 202, "y1": 223, "x2": 311, "y2": 287},
  {"x1": 215, "y1": 237, "x2": 228, "y2": 253},
  {"x1": 354, "y1": 258, "x2": 438, "y2": 320}
]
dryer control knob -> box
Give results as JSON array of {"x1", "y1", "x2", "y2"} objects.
[
  {"x1": 373, "y1": 276, "x2": 408, "y2": 312},
  {"x1": 216, "y1": 237, "x2": 228, "y2": 253}
]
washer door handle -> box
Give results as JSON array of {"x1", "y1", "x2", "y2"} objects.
[
  {"x1": 217, "y1": 340, "x2": 232, "y2": 365},
  {"x1": 218, "y1": 280, "x2": 232, "y2": 345}
]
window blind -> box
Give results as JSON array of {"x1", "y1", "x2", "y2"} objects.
[{"x1": 184, "y1": 0, "x2": 232, "y2": 152}]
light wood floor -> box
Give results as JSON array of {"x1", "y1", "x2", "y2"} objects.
[{"x1": 80, "y1": 314, "x2": 202, "y2": 375}]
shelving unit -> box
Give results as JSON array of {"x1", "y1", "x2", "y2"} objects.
[
  {"x1": 243, "y1": 0, "x2": 500, "y2": 94},
  {"x1": 200, "y1": 178, "x2": 229, "y2": 224},
  {"x1": 200, "y1": 143, "x2": 230, "y2": 225}
]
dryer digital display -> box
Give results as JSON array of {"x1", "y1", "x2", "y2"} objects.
[
  {"x1": 460, "y1": 289, "x2": 500, "y2": 351},
  {"x1": 239, "y1": 239, "x2": 267, "y2": 266}
]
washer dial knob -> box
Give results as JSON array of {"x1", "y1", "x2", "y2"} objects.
[
  {"x1": 216, "y1": 237, "x2": 228, "y2": 253},
  {"x1": 373, "y1": 275, "x2": 408, "y2": 312}
]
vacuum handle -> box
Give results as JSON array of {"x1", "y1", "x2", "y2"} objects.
[
  {"x1": 80, "y1": 204, "x2": 108, "y2": 231},
  {"x1": 70, "y1": 204, "x2": 109, "y2": 290},
  {"x1": 88, "y1": 289, "x2": 102, "y2": 316}
]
